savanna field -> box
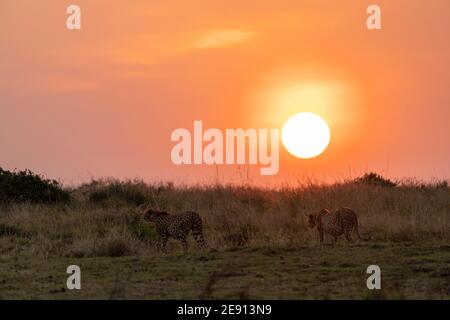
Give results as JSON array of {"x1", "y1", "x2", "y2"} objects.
[{"x1": 0, "y1": 169, "x2": 449, "y2": 299}]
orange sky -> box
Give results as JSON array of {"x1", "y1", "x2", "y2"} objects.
[{"x1": 1, "y1": 0, "x2": 449, "y2": 186}]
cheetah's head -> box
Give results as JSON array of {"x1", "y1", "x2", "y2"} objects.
[
  {"x1": 306, "y1": 214, "x2": 317, "y2": 228},
  {"x1": 143, "y1": 209, "x2": 167, "y2": 223},
  {"x1": 307, "y1": 209, "x2": 330, "y2": 228}
]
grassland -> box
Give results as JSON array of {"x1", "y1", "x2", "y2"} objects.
[
  {"x1": 0, "y1": 175, "x2": 449, "y2": 299},
  {"x1": 1, "y1": 244, "x2": 449, "y2": 299}
]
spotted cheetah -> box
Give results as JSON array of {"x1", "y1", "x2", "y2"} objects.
[
  {"x1": 143, "y1": 209, "x2": 206, "y2": 252},
  {"x1": 307, "y1": 207, "x2": 370, "y2": 243}
]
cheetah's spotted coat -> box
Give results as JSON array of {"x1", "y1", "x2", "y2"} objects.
[
  {"x1": 307, "y1": 207, "x2": 366, "y2": 243},
  {"x1": 144, "y1": 210, "x2": 206, "y2": 252}
]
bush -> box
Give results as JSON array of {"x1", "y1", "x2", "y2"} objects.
[
  {"x1": 88, "y1": 180, "x2": 148, "y2": 206},
  {"x1": 0, "y1": 167, "x2": 70, "y2": 204},
  {"x1": 353, "y1": 172, "x2": 397, "y2": 187}
]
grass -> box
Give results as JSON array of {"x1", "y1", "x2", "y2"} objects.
[
  {"x1": 0, "y1": 243, "x2": 448, "y2": 299},
  {"x1": 0, "y1": 176, "x2": 449, "y2": 299}
]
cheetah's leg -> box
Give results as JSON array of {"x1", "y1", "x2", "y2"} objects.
[
  {"x1": 180, "y1": 237, "x2": 188, "y2": 253},
  {"x1": 354, "y1": 220, "x2": 362, "y2": 241},
  {"x1": 194, "y1": 232, "x2": 206, "y2": 249},
  {"x1": 159, "y1": 236, "x2": 168, "y2": 253},
  {"x1": 319, "y1": 230, "x2": 324, "y2": 243},
  {"x1": 192, "y1": 220, "x2": 207, "y2": 249},
  {"x1": 345, "y1": 231, "x2": 353, "y2": 242}
]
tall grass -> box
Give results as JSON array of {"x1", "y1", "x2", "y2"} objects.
[{"x1": 0, "y1": 176, "x2": 448, "y2": 259}]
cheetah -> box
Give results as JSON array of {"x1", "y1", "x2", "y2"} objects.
[
  {"x1": 143, "y1": 209, "x2": 206, "y2": 252},
  {"x1": 307, "y1": 207, "x2": 370, "y2": 243}
]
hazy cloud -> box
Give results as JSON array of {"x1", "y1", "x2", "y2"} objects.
[{"x1": 191, "y1": 29, "x2": 253, "y2": 49}]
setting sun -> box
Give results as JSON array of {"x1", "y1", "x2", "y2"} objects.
[{"x1": 281, "y1": 112, "x2": 331, "y2": 159}]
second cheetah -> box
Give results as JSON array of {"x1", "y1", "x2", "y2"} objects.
[
  {"x1": 307, "y1": 207, "x2": 370, "y2": 243},
  {"x1": 143, "y1": 209, "x2": 206, "y2": 252}
]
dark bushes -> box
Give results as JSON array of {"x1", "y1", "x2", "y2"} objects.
[
  {"x1": 88, "y1": 180, "x2": 148, "y2": 206},
  {"x1": 0, "y1": 167, "x2": 70, "y2": 204},
  {"x1": 353, "y1": 172, "x2": 397, "y2": 187}
]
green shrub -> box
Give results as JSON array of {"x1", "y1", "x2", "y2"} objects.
[{"x1": 0, "y1": 167, "x2": 70, "y2": 204}]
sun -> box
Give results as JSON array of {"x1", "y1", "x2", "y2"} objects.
[{"x1": 281, "y1": 112, "x2": 331, "y2": 159}]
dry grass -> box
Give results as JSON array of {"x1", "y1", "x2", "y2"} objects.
[
  {"x1": 0, "y1": 179, "x2": 448, "y2": 260},
  {"x1": 0, "y1": 178, "x2": 449, "y2": 299}
]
